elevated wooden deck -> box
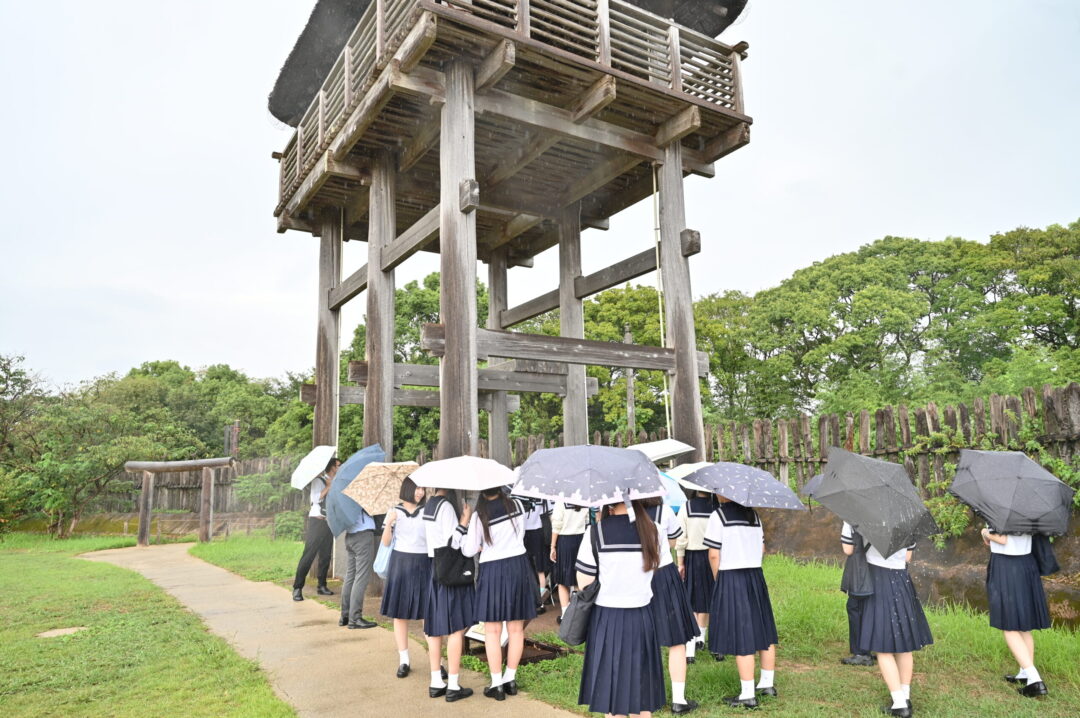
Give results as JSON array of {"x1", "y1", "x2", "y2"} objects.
[{"x1": 273, "y1": 0, "x2": 752, "y2": 265}]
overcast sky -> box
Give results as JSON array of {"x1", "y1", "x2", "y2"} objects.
[{"x1": 2, "y1": 1, "x2": 1078, "y2": 388}]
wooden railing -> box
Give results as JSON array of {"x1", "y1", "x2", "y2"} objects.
[{"x1": 276, "y1": 0, "x2": 746, "y2": 210}]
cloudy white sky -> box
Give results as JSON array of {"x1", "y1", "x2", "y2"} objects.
[{"x1": 1, "y1": 1, "x2": 1078, "y2": 388}]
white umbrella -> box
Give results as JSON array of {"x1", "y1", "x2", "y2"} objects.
[
  {"x1": 291, "y1": 445, "x2": 337, "y2": 489},
  {"x1": 410, "y1": 455, "x2": 515, "y2": 492},
  {"x1": 664, "y1": 461, "x2": 713, "y2": 492},
  {"x1": 626, "y1": 438, "x2": 696, "y2": 463}
]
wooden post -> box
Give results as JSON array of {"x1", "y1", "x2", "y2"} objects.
[
  {"x1": 597, "y1": 0, "x2": 611, "y2": 65},
  {"x1": 364, "y1": 149, "x2": 397, "y2": 454},
  {"x1": 559, "y1": 205, "x2": 588, "y2": 446},
  {"x1": 667, "y1": 26, "x2": 682, "y2": 91},
  {"x1": 657, "y1": 145, "x2": 705, "y2": 461},
  {"x1": 487, "y1": 247, "x2": 511, "y2": 466},
  {"x1": 439, "y1": 60, "x2": 479, "y2": 459},
  {"x1": 137, "y1": 471, "x2": 154, "y2": 547},
  {"x1": 517, "y1": 0, "x2": 531, "y2": 38},
  {"x1": 314, "y1": 208, "x2": 343, "y2": 447},
  {"x1": 198, "y1": 466, "x2": 212, "y2": 542},
  {"x1": 624, "y1": 324, "x2": 635, "y2": 434}
]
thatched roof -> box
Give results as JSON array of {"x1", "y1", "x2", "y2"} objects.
[{"x1": 268, "y1": 0, "x2": 748, "y2": 127}]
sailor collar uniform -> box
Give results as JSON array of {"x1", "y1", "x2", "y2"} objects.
[
  {"x1": 422, "y1": 496, "x2": 462, "y2": 559},
  {"x1": 841, "y1": 522, "x2": 914, "y2": 569},
  {"x1": 459, "y1": 497, "x2": 527, "y2": 563},
  {"x1": 703, "y1": 502, "x2": 764, "y2": 570},
  {"x1": 675, "y1": 495, "x2": 714, "y2": 557},
  {"x1": 551, "y1": 502, "x2": 589, "y2": 535},
  {"x1": 390, "y1": 503, "x2": 427, "y2": 554},
  {"x1": 575, "y1": 515, "x2": 654, "y2": 608}
]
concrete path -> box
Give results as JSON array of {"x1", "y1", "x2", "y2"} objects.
[{"x1": 82, "y1": 544, "x2": 577, "y2": 718}]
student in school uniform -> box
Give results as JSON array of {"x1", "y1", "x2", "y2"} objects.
[
  {"x1": 520, "y1": 497, "x2": 552, "y2": 612},
  {"x1": 675, "y1": 490, "x2": 717, "y2": 662},
  {"x1": 705, "y1": 497, "x2": 778, "y2": 709},
  {"x1": 549, "y1": 501, "x2": 590, "y2": 621},
  {"x1": 422, "y1": 489, "x2": 475, "y2": 702},
  {"x1": 981, "y1": 527, "x2": 1051, "y2": 698},
  {"x1": 842, "y1": 523, "x2": 933, "y2": 717},
  {"x1": 576, "y1": 499, "x2": 666, "y2": 718},
  {"x1": 379, "y1": 477, "x2": 429, "y2": 678},
  {"x1": 459, "y1": 488, "x2": 537, "y2": 700},
  {"x1": 838, "y1": 523, "x2": 875, "y2": 667},
  {"x1": 643, "y1": 498, "x2": 701, "y2": 715}
]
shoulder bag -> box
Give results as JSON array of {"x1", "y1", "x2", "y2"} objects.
[{"x1": 558, "y1": 527, "x2": 600, "y2": 646}]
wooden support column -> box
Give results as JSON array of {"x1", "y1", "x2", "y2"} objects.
[
  {"x1": 314, "y1": 208, "x2": 343, "y2": 447},
  {"x1": 364, "y1": 149, "x2": 396, "y2": 454},
  {"x1": 137, "y1": 471, "x2": 153, "y2": 547},
  {"x1": 624, "y1": 324, "x2": 635, "y2": 434},
  {"x1": 439, "y1": 61, "x2": 479, "y2": 459},
  {"x1": 559, "y1": 206, "x2": 588, "y2": 446},
  {"x1": 487, "y1": 247, "x2": 511, "y2": 466},
  {"x1": 657, "y1": 143, "x2": 706, "y2": 461},
  {"x1": 198, "y1": 466, "x2": 213, "y2": 542}
]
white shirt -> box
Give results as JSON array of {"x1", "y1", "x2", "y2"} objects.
[
  {"x1": 675, "y1": 496, "x2": 715, "y2": 558},
  {"x1": 422, "y1": 496, "x2": 463, "y2": 559},
  {"x1": 551, "y1": 503, "x2": 589, "y2": 536},
  {"x1": 390, "y1": 504, "x2": 427, "y2": 554},
  {"x1": 841, "y1": 522, "x2": 914, "y2": 569},
  {"x1": 521, "y1": 498, "x2": 547, "y2": 531},
  {"x1": 703, "y1": 503, "x2": 764, "y2": 570},
  {"x1": 308, "y1": 476, "x2": 327, "y2": 518},
  {"x1": 459, "y1": 498, "x2": 528, "y2": 564},
  {"x1": 575, "y1": 518, "x2": 654, "y2": 608},
  {"x1": 990, "y1": 532, "x2": 1032, "y2": 556}
]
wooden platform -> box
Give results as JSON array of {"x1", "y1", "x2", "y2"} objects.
[{"x1": 274, "y1": 0, "x2": 751, "y2": 266}]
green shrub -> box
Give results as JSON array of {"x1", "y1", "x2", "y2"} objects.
[{"x1": 273, "y1": 510, "x2": 305, "y2": 541}]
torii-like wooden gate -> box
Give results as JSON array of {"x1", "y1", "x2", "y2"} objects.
[{"x1": 125, "y1": 457, "x2": 235, "y2": 546}]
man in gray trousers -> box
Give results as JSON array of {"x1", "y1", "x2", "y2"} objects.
[{"x1": 338, "y1": 504, "x2": 377, "y2": 629}]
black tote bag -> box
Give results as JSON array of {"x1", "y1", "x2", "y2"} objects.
[
  {"x1": 433, "y1": 536, "x2": 475, "y2": 587},
  {"x1": 558, "y1": 528, "x2": 600, "y2": 646}
]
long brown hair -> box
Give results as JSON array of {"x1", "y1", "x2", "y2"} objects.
[
  {"x1": 603, "y1": 499, "x2": 660, "y2": 572},
  {"x1": 477, "y1": 489, "x2": 515, "y2": 545}
]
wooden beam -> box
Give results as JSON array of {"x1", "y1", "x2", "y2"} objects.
[
  {"x1": 704, "y1": 121, "x2": 751, "y2": 162},
  {"x1": 500, "y1": 288, "x2": 559, "y2": 326},
  {"x1": 347, "y1": 361, "x2": 598, "y2": 396},
  {"x1": 329, "y1": 71, "x2": 393, "y2": 161},
  {"x1": 476, "y1": 40, "x2": 516, "y2": 92},
  {"x1": 655, "y1": 106, "x2": 701, "y2": 148},
  {"x1": 397, "y1": 12, "x2": 438, "y2": 72},
  {"x1": 314, "y1": 209, "x2": 343, "y2": 446},
  {"x1": 459, "y1": 179, "x2": 480, "y2": 213},
  {"x1": 567, "y1": 76, "x2": 617, "y2": 123},
  {"x1": 400, "y1": 113, "x2": 441, "y2": 172},
  {"x1": 301, "y1": 384, "x2": 520, "y2": 412},
  {"x1": 422, "y1": 325, "x2": 709, "y2": 375},
  {"x1": 328, "y1": 264, "x2": 368, "y2": 311},
  {"x1": 681, "y1": 228, "x2": 701, "y2": 257},
  {"x1": 488, "y1": 247, "x2": 511, "y2": 466},
  {"x1": 381, "y1": 204, "x2": 439, "y2": 272},
  {"x1": 573, "y1": 248, "x2": 656, "y2": 300},
  {"x1": 582, "y1": 217, "x2": 609, "y2": 231},
  {"x1": 125, "y1": 458, "x2": 234, "y2": 473},
  {"x1": 363, "y1": 149, "x2": 396, "y2": 453}
]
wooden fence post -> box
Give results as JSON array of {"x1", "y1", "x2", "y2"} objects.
[
  {"x1": 198, "y1": 466, "x2": 212, "y2": 542},
  {"x1": 137, "y1": 471, "x2": 154, "y2": 547}
]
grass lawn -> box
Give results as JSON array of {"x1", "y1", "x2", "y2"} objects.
[
  {"x1": 0, "y1": 533, "x2": 295, "y2": 718},
  {"x1": 188, "y1": 531, "x2": 301, "y2": 583}
]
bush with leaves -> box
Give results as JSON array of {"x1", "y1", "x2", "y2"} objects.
[{"x1": 274, "y1": 510, "x2": 305, "y2": 541}]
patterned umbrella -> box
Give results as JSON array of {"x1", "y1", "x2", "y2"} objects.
[
  {"x1": 511, "y1": 445, "x2": 665, "y2": 507},
  {"x1": 683, "y1": 462, "x2": 806, "y2": 511},
  {"x1": 326, "y1": 444, "x2": 386, "y2": 536},
  {"x1": 343, "y1": 461, "x2": 419, "y2": 517}
]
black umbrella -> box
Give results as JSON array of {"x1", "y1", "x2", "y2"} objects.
[
  {"x1": 949, "y1": 449, "x2": 1075, "y2": 536},
  {"x1": 814, "y1": 448, "x2": 938, "y2": 557},
  {"x1": 683, "y1": 462, "x2": 806, "y2": 511},
  {"x1": 511, "y1": 445, "x2": 665, "y2": 507}
]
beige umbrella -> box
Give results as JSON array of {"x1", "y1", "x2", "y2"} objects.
[{"x1": 342, "y1": 461, "x2": 420, "y2": 516}]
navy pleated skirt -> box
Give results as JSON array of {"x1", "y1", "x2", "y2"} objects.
[
  {"x1": 856, "y1": 565, "x2": 933, "y2": 654},
  {"x1": 552, "y1": 533, "x2": 584, "y2": 588},
  {"x1": 987, "y1": 553, "x2": 1051, "y2": 632},
  {"x1": 423, "y1": 564, "x2": 476, "y2": 637},
  {"x1": 650, "y1": 563, "x2": 700, "y2": 646},
  {"x1": 579, "y1": 605, "x2": 666, "y2": 716},
  {"x1": 380, "y1": 550, "x2": 430, "y2": 620},
  {"x1": 708, "y1": 567, "x2": 778, "y2": 657},
  {"x1": 524, "y1": 528, "x2": 550, "y2": 576},
  {"x1": 683, "y1": 549, "x2": 715, "y2": 614},
  {"x1": 474, "y1": 553, "x2": 538, "y2": 622}
]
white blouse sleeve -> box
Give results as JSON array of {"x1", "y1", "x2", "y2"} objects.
[
  {"x1": 459, "y1": 511, "x2": 483, "y2": 557},
  {"x1": 675, "y1": 508, "x2": 690, "y2": 558},
  {"x1": 575, "y1": 525, "x2": 598, "y2": 576},
  {"x1": 703, "y1": 511, "x2": 724, "y2": 550},
  {"x1": 551, "y1": 502, "x2": 566, "y2": 534}
]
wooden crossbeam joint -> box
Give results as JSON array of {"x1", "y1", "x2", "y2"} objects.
[
  {"x1": 568, "y1": 76, "x2": 617, "y2": 124},
  {"x1": 680, "y1": 229, "x2": 701, "y2": 257},
  {"x1": 459, "y1": 179, "x2": 480, "y2": 214},
  {"x1": 477, "y1": 40, "x2": 516, "y2": 92},
  {"x1": 655, "y1": 105, "x2": 701, "y2": 148}
]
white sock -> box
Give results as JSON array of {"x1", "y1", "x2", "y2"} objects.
[
  {"x1": 561, "y1": 605, "x2": 568, "y2": 617},
  {"x1": 1025, "y1": 665, "x2": 1041, "y2": 685},
  {"x1": 757, "y1": 669, "x2": 774, "y2": 689},
  {"x1": 1016, "y1": 666, "x2": 1028, "y2": 680},
  {"x1": 399, "y1": 650, "x2": 410, "y2": 666},
  {"x1": 490, "y1": 671, "x2": 502, "y2": 687},
  {"x1": 671, "y1": 681, "x2": 686, "y2": 704},
  {"x1": 685, "y1": 637, "x2": 697, "y2": 658},
  {"x1": 447, "y1": 674, "x2": 460, "y2": 691},
  {"x1": 739, "y1": 679, "x2": 755, "y2": 700},
  {"x1": 430, "y1": 670, "x2": 445, "y2": 688},
  {"x1": 890, "y1": 689, "x2": 906, "y2": 710},
  {"x1": 503, "y1": 667, "x2": 516, "y2": 682},
  {"x1": 901, "y1": 684, "x2": 910, "y2": 701}
]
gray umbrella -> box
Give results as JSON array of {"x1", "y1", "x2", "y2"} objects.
[
  {"x1": 815, "y1": 448, "x2": 938, "y2": 557},
  {"x1": 801, "y1": 473, "x2": 824, "y2": 497},
  {"x1": 684, "y1": 462, "x2": 806, "y2": 511},
  {"x1": 949, "y1": 449, "x2": 1075, "y2": 536},
  {"x1": 511, "y1": 445, "x2": 665, "y2": 507}
]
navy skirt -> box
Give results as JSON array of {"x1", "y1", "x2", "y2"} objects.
[
  {"x1": 650, "y1": 563, "x2": 700, "y2": 646},
  {"x1": 579, "y1": 605, "x2": 666, "y2": 716},
  {"x1": 423, "y1": 564, "x2": 476, "y2": 637},
  {"x1": 683, "y1": 549, "x2": 715, "y2": 614},
  {"x1": 474, "y1": 553, "x2": 538, "y2": 622},
  {"x1": 856, "y1": 565, "x2": 933, "y2": 654},
  {"x1": 380, "y1": 550, "x2": 430, "y2": 620},
  {"x1": 708, "y1": 567, "x2": 778, "y2": 657},
  {"x1": 987, "y1": 553, "x2": 1051, "y2": 632},
  {"x1": 524, "y1": 528, "x2": 550, "y2": 576},
  {"x1": 552, "y1": 533, "x2": 584, "y2": 588}
]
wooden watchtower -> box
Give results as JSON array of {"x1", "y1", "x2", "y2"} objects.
[{"x1": 272, "y1": 0, "x2": 752, "y2": 463}]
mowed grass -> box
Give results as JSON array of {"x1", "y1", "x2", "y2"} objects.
[
  {"x1": 0, "y1": 534, "x2": 294, "y2": 718},
  {"x1": 188, "y1": 531, "x2": 301, "y2": 583}
]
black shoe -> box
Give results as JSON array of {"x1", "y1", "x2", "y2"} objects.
[
  {"x1": 556, "y1": 615, "x2": 562, "y2": 625},
  {"x1": 535, "y1": 604, "x2": 546, "y2": 615},
  {"x1": 428, "y1": 686, "x2": 447, "y2": 698},
  {"x1": 396, "y1": 664, "x2": 410, "y2": 679},
  {"x1": 711, "y1": 652, "x2": 726, "y2": 662},
  {"x1": 723, "y1": 695, "x2": 758, "y2": 709},
  {"x1": 671, "y1": 699, "x2": 700, "y2": 714},
  {"x1": 686, "y1": 656, "x2": 696, "y2": 664},
  {"x1": 445, "y1": 687, "x2": 473, "y2": 702},
  {"x1": 1004, "y1": 674, "x2": 1023, "y2": 684},
  {"x1": 879, "y1": 705, "x2": 912, "y2": 717},
  {"x1": 292, "y1": 588, "x2": 303, "y2": 602},
  {"x1": 503, "y1": 680, "x2": 518, "y2": 696},
  {"x1": 347, "y1": 618, "x2": 377, "y2": 629},
  {"x1": 483, "y1": 684, "x2": 505, "y2": 701},
  {"x1": 1018, "y1": 681, "x2": 1048, "y2": 698},
  {"x1": 338, "y1": 615, "x2": 348, "y2": 626},
  {"x1": 756, "y1": 687, "x2": 778, "y2": 698},
  {"x1": 841, "y1": 654, "x2": 876, "y2": 666},
  {"x1": 316, "y1": 585, "x2": 334, "y2": 596}
]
